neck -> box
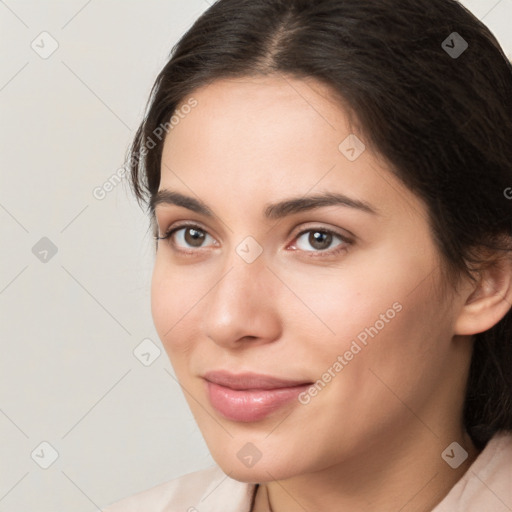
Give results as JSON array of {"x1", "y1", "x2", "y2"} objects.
[{"x1": 253, "y1": 426, "x2": 480, "y2": 512}]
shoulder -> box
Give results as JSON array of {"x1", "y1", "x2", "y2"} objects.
[
  {"x1": 103, "y1": 465, "x2": 256, "y2": 512},
  {"x1": 433, "y1": 431, "x2": 512, "y2": 511}
]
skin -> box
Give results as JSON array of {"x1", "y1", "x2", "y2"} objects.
[{"x1": 150, "y1": 75, "x2": 512, "y2": 511}]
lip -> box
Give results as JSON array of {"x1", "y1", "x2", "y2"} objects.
[{"x1": 203, "y1": 371, "x2": 312, "y2": 422}]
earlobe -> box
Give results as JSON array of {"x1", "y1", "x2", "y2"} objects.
[{"x1": 454, "y1": 256, "x2": 512, "y2": 336}]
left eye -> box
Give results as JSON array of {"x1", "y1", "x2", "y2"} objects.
[{"x1": 293, "y1": 229, "x2": 346, "y2": 252}]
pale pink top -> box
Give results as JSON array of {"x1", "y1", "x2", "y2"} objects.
[{"x1": 103, "y1": 432, "x2": 512, "y2": 511}]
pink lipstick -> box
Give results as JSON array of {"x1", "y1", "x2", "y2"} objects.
[{"x1": 203, "y1": 371, "x2": 312, "y2": 422}]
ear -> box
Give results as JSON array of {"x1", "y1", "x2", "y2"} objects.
[{"x1": 454, "y1": 254, "x2": 512, "y2": 336}]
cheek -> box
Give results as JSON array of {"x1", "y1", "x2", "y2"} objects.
[
  {"x1": 276, "y1": 261, "x2": 403, "y2": 357},
  {"x1": 285, "y1": 242, "x2": 445, "y2": 374},
  {"x1": 150, "y1": 258, "x2": 205, "y2": 355},
  {"x1": 314, "y1": 272, "x2": 448, "y2": 421}
]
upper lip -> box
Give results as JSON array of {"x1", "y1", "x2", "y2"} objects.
[{"x1": 203, "y1": 370, "x2": 312, "y2": 390}]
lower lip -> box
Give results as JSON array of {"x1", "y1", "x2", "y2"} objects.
[{"x1": 205, "y1": 381, "x2": 311, "y2": 422}]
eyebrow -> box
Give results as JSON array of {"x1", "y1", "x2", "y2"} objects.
[{"x1": 150, "y1": 189, "x2": 379, "y2": 219}]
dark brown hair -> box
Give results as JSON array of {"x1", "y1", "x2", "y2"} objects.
[{"x1": 126, "y1": 0, "x2": 512, "y2": 448}]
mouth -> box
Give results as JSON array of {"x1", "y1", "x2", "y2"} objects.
[{"x1": 203, "y1": 371, "x2": 313, "y2": 422}]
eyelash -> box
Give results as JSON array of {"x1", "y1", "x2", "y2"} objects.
[{"x1": 155, "y1": 222, "x2": 352, "y2": 258}]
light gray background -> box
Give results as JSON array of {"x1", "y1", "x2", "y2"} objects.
[{"x1": 0, "y1": 1, "x2": 511, "y2": 510}]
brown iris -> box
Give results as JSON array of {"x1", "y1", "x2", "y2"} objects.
[
  {"x1": 308, "y1": 231, "x2": 332, "y2": 251},
  {"x1": 184, "y1": 227, "x2": 206, "y2": 247}
]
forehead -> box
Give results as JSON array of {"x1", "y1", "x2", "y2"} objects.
[
  {"x1": 162, "y1": 75, "x2": 355, "y2": 185},
  {"x1": 159, "y1": 75, "x2": 426, "y2": 224},
  {"x1": 172, "y1": 74, "x2": 351, "y2": 143}
]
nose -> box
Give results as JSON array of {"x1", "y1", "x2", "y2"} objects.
[{"x1": 202, "y1": 255, "x2": 282, "y2": 349}]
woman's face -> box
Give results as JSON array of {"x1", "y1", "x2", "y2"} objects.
[{"x1": 151, "y1": 75, "x2": 470, "y2": 482}]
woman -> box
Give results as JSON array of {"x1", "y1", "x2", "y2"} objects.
[{"x1": 104, "y1": 0, "x2": 512, "y2": 510}]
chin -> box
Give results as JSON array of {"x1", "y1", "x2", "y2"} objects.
[{"x1": 208, "y1": 447, "x2": 307, "y2": 483}]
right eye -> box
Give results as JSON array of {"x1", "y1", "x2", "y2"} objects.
[{"x1": 156, "y1": 223, "x2": 218, "y2": 252}]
